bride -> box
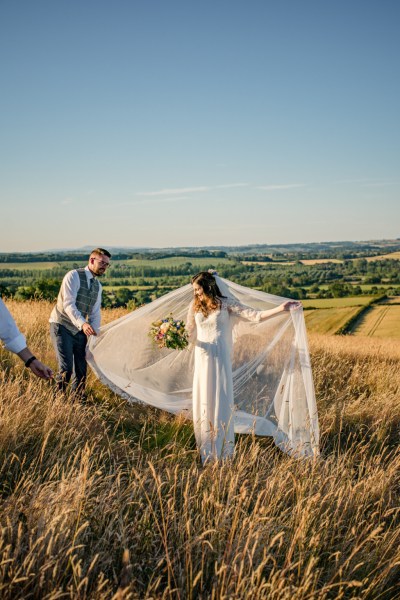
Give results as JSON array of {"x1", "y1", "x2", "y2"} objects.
[
  {"x1": 188, "y1": 271, "x2": 300, "y2": 463},
  {"x1": 87, "y1": 271, "x2": 319, "y2": 461}
]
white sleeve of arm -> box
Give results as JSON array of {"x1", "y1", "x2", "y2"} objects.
[
  {"x1": 62, "y1": 271, "x2": 86, "y2": 330},
  {"x1": 88, "y1": 285, "x2": 102, "y2": 332},
  {"x1": 0, "y1": 297, "x2": 27, "y2": 354},
  {"x1": 226, "y1": 298, "x2": 261, "y2": 322}
]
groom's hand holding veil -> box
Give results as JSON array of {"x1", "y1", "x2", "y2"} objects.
[{"x1": 82, "y1": 323, "x2": 97, "y2": 337}]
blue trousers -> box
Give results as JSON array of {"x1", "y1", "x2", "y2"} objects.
[{"x1": 50, "y1": 322, "x2": 88, "y2": 394}]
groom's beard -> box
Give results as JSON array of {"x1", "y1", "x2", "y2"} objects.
[{"x1": 89, "y1": 267, "x2": 106, "y2": 277}]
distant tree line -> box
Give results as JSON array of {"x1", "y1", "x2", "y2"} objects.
[{"x1": 1, "y1": 252, "x2": 400, "y2": 308}]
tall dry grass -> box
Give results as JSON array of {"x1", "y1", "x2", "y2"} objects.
[{"x1": 0, "y1": 300, "x2": 399, "y2": 599}]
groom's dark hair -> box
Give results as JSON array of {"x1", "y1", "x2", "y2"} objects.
[{"x1": 90, "y1": 247, "x2": 111, "y2": 258}]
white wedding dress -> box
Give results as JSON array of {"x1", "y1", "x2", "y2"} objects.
[
  {"x1": 188, "y1": 298, "x2": 263, "y2": 463},
  {"x1": 86, "y1": 276, "x2": 319, "y2": 460}
]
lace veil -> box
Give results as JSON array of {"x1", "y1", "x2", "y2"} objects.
[{"x1": 87, "y1": 276, "x2": 319, "y2": 458}]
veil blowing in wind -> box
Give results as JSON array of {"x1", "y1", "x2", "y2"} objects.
[{"x1": 87, "y1": 275, "x2": 319, "y2": 458}]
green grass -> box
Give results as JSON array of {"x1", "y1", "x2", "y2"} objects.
[
  {"x1": 302, "y1": 296, "x2": 375, "y2": 309},
  {"x1": 119, "y1": 256, "x2": 234, "y2": 267},
  {"x1": 0, "y1": 261, "x2": 66, "y2": 270},
  {"x1": 359, "y1": 284, "x2": 398, "y2": 291}
]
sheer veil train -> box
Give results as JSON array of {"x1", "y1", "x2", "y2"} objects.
[{"x1": 87, "y1": 276, "x2": 319, "y2": 458}]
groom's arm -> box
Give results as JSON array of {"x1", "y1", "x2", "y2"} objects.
[{"x1": 62, "y1": 271, "x2": 87, "y2": 330}]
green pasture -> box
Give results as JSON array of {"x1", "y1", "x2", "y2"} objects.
[
  {"x1": 302, "y1": 296, "x2": 375, "y2": 309},
  {"x1": 119, "y1": 256, "x2": 233, "y2": 268},
  {"x1": 359, "y1": 284, "x2": 397, "y2": 291},
  {"x1": 0, "y1": 262, "x2": 66, "y2": 270}
]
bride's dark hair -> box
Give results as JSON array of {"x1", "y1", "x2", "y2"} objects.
[{"x1": 191, "y1": 271, "x2": 225, "y2": 316}]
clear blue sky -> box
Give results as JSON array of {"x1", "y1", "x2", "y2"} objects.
[{"x1": 1, "y1": 0, "x2": 399, "y2": 251}]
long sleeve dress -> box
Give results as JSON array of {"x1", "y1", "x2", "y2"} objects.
[{"x1": 187, "y1": 297, "x2": 262, "y2": 463}]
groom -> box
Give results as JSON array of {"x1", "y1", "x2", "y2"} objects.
[{"x1": 49, "y1": 247, "x2": 111, "y2": 396}]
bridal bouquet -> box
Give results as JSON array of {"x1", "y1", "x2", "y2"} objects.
[{"x1": 149, "y1": 315, "x2": 189, "y2": 350}]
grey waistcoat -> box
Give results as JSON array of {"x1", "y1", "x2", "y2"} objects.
[{"x1": 53, "y1": 268, "x2": 100, "y2": 334}]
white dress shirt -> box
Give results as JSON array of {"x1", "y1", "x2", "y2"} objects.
[
  {"x1": 0, "y1": 297, "x2": 27, "y2": 354},
  {"x1": 49, "y1": 266, "x2": 102, "y2": 332}
]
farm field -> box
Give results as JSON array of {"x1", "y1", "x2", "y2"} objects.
[
  {"x1": 1, "y1": 300, "x2": 399, "y2": 598},
  {"x1": 303, "y1": 296, "x2": 400, "y2": 338},
  {"x1": 300, "y1": 258, "x2": 343, "y2": 265},
  {"x1": 0, "y1": 261, "x2": 64, "y2": 270},
  {"x1": 241, "y1": 260, "x2": 296, "y2": 266},
  {"x1": 302, "y1": 296, "x2": 374, "y2": 309},
  {"x1": 300, "y1": 253, "x2": 400, "y2": 265},
  {"x1": 311, "y1": 284, "x2": 395, "y2": 292},
  {"x1": 366, "y1": 251, "x2": 400, "y2": 262},
  {"x1": 303, "y1": 306, "x2": 361, "y2": 334},
  {"x1": 351, "y1": 303, "x2": 400, "y2": 339},
  {"x1": 359, "y1": 283, "x2": 397, "y2": 291},
  {"x1": 121, "y1": 256, "x2": 234, "y2": 267}
]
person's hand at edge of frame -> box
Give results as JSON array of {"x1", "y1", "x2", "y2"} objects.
[{"x1": 28, "y1": 358, "x2": 53, "y2": 380}]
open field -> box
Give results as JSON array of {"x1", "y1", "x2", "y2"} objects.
[
  {"x1": 302, "y1": 296, "x2": 399, "y2": 337},
  {"x1": 243, "y1": 253, "x2": 400, "y2": 267},
  {"x1": 351, "y1": 303, "x2": 400, "y2": 339},
  {"x1": 302, "y1": 296, "x2": 375, "y2": 309},
  {"x1": 366, "y1": 251, "x2": 400, "y2": 262},
  {"x1": 0, "y1": 261, "x2": 64, "y2": 270},
  {"x1": 299, "y1": 252, "x2": 400, "y2": 265},
  {"x1": 304, "y1": 306, "x2": 361, "y2": 335},
  {"x1": 241, "y1": 260, "x2": 296, "y2": 266},
  {"x1": 300, "y1": 258, "x2": 343, "y2": 265},
  {"x1": 121, "y1": 256, "x2": 234, "y2": 268},
  {"x1": 302, "y1": 297, "x2": 378, "y2": 336},
  {"x1": 303, "y1": 296, "x2": 400, "y2": 338},
  {"x1": 359, "y1": 283, "x2": 397, "y2": 291},
  {"x1": 0, "y1": 300, "x2": 399, "y2": 598}
]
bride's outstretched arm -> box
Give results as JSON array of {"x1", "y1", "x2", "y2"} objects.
[
  {"x1": 259, "y1": 301, "x2": 302, "y2": 321},
  {"x1": 227, "y1": 298, "x2": 301, "y2": 322}
]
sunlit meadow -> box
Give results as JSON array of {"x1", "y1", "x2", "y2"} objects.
[{"x1": 0, "y1": 301, "x2": 399, "y2": 599}]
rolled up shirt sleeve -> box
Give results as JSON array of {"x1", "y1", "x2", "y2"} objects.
[{"x1": 0, "y1": 297, "x2": 27, "y2": 354}]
